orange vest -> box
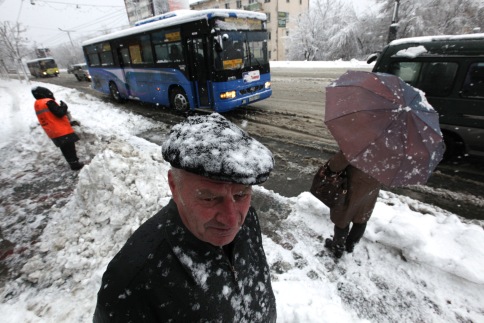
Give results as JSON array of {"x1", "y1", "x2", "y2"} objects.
[{"x1": 34, "y1": 98, "x2": 74, "y2": 139}]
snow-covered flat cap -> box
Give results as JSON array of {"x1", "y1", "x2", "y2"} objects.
[{"x1": 162, "y1": 113, "x2": 274, "y2": 185}]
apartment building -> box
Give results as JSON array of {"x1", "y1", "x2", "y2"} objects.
[
  {"x1": 123, "y1": 0, "x2": 308, "y2": 60},
  {"x1": 124, "y1": 0, "x2": 190, "y2": 25},
  {"x1": 190, "y1": 0, "x2": 309, "y2": 60}
]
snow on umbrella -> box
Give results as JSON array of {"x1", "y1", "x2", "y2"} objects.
[{"x1": 325, "y1": 70, "x2": 445, "y2": 187}]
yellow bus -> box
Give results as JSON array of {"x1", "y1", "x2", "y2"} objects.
[{"x1": 26, "y1": 57, "x2": 59, "y2": 78}]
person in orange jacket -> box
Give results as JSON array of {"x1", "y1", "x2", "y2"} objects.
[{"x1": 32, "y1": 86, "x2": 84, "y2": 170}]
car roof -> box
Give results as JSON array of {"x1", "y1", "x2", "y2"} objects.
[{"x1": 385, "y1": 33, "x2": 484, "y2": 56}]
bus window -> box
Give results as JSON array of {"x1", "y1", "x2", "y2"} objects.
[
  {"x1": 100, "y1": 42, "x2": 114, "y2": 66},
  {"x1": 224, "y1": 41, "x2": 244, "y2": 60},
  {"x1": 418, "y1": 62, "x2": 458, "y2": 97},
  {"x1": 100, "y1": 52, "x2": 114, "y2": 66},
  {"x1": 129, "y1": 44, "x2": 143, "y2": 64},
  {"x1": 141, "y1": 35, "x2": 154, "y2": 64},
  {"x1": 120, "y1": 47, "x2": 131, "y2": 65},
  {"x1": 215, "y1": 31, "x2": 268, "y2": 71},
  {"x1": 246, "y1": 32, "x2": 268, "y2": 63},
  {"x1": 169, "y1": 43, "x2": 183, "y2": 62},
  {"x1": 154, "y1": 44, "x2": 170, "y2": 63},
  {"x1": 86, "y1": 45, "x2": 101, "y2": 66},
  {"x1": 462, "y1": 62, "x2": 484, "y2": 99},
  {"x1": 152, "y1": 30, "x2": 182, "y2": 64}
]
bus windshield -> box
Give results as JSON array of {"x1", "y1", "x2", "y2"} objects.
[
  {"x1": 40, "y1": 59, "x2": 57, "y2": 69},
  {"x1": 214, "y1": 31, "x2": 268, "y2": 71}
]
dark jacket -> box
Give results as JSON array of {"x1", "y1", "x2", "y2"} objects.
[
  {"x1": 329, "y1": 151, "x2": 381, "y2": 228},
  {"x1": 93, "y1": 199, "x2": 277, "y2": 323}
]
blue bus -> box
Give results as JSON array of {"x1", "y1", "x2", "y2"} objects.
[{"x1": 82, "y1": 9, "x2": 272, "y2": 113}]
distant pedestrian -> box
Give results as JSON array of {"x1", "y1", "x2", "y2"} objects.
[
  {"x1": 324, "y1": 151, "x2": 381, "y2": 258},
  {"x1": 31, "y1": 86, "x2": 83, "y2": 170}
]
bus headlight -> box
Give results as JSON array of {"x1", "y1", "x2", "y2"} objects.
[
  {"x1": 265, "y1": 81, "x2": 271, "y2": 89},
  {"x1": 220, "y1": 91, "x2": 236, "y2": 99}
]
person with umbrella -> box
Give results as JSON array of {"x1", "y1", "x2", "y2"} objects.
[
  {"x1": 323, "y1": 71, "x2": 445, "y2": 259},
  {"x1": 324, "y1": 151, "x2": 381, "y2": 258}
]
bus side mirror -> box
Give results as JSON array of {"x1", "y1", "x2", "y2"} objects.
[{"x1": 214, "y1": 35, "x2": 223, "y2": 52}]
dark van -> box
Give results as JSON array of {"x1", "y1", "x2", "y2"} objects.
[{"x1": 370, "y1": 33, "x2": 484, "y2": 158}]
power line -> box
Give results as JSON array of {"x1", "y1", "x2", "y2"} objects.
[
  {"x1": 40, "y1": 14, "x2": 126, "y2": 46},
  {"x1": 16, "y1": 0, "x2": 25, "y2": 23},
  {"x1": 23, "y1": 8, "x2": 128, "y2": 46},
  {"x1": 30, "y1": 0, "x2": 123, "y2": 8}
]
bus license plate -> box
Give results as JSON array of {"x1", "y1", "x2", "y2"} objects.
[{"x1": 249, "y1": 94, "x2": 260, "y2": 102}]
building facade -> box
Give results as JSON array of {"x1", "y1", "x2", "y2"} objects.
[
  {"x1": 123, "y1": 0, "x2": 307, "y2": 60},
  {"x1": 124, "y1": 0, "x2": 190, "y2": 25},
  {"x1": 190, "y1": 0, "x2": 308, "y2": 61}
]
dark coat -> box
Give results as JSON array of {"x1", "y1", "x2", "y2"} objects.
[
  {"x1": 93, "y1": 199, "x2": 277, "y2": 323},
  {"x1": 329, "y1": 151, "x2": 381, "y2": 228}
]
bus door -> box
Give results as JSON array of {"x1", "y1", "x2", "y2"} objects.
[
  {"x1": 187, "y1": 37, "x2": 210, "y2": 107},
  {"x1": 117, "y1": 47, "x2": 131, "y2": 95}
]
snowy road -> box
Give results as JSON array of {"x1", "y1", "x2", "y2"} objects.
[
  {"x1": 35, "y1": 68, "x2": 484, "y2": 221},
  {"x1": 1, "y1": 76, "x2": 484, "y2": 322}
]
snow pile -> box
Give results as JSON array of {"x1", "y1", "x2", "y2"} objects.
[
  {"x1": 0, "y1": 78, "x2": 483, "y2": 322},
  {"x1": 394, "y1": 45, "x2": 428, "y2": 58}
]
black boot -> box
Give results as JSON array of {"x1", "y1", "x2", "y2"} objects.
[
  {"x1": 69, "y1": 161, "x2": 84, "y2": 170},
  {"x1": 60, "y1": 143, "x2": 83, "y2": 170},
  {"x1": 324, "y1": 225, "x2": 349, "y2": 258},
  {"x1": 346, "y1": 222, "x2": 367, "y2": 253}
]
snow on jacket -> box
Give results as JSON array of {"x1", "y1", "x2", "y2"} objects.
[
  {"x1": 329, "y1": 151, "x2": 381, "y2": 228},
  {"x1": 34, "y1": 98, "x2": 74, "y2": 139},
  {"x1": 93, "y1": 199, "x2": 277, "y2": 323}
]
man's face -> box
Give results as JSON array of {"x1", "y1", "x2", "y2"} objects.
[{"x1": 168, "y1": 169, "x2": 252, "y2": 247}]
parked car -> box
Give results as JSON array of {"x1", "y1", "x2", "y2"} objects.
[
  {"x1": 71, "y1": 63, "x2": 91, "y2": 82},
  {"x1": 370, "y1": 33, "x2": 484, "y2": 159}
]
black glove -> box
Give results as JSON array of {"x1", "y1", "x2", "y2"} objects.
[
  {"x1": 70, "y1": 120, "x2": 81, "y2": 127},
  {"x1": 60, "y1": 100, "x2": 68, "y2": 110}
]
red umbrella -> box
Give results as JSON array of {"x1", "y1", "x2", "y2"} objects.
[{"x1": 325, "y1": 70, "x2": 445, "y2": 187}]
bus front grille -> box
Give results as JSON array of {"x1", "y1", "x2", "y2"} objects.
[{"x1": 240, "y1": 85, "x2": 264, "y2": 95}]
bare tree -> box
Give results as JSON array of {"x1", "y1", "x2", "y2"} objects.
[
  {"x1": 0, "y1": 21, "x2": 30, "y2": 80},
  {"x1": 286, "y1": 0, "x2": 380, "y2": 60},
  {"x1": 375, "y1": 0, "x2": 484, "y2": 39},
  {"x1": 286, "y1": 0, "x2": 483, "y2": 61},
  {"x1": 286, "y1": 10, "x2": 322, "y2": 60}
]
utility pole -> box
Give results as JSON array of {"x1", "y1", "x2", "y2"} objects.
[
  {"x1": 58, "y1": 28, "x2": 76, "y2": 49},
  {"x1": 387, "y1": 0, "x2": 400, "y2": 44}
]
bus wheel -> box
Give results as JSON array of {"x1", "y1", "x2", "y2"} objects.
[
  {"x1": 170, "y1": 88, "x2": 189, "y2": 112},
  {"x1": 109, "y1": 82, "x2": 125, "y2": 103}
]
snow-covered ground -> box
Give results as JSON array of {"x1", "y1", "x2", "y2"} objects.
[{"x1": 1, "y1": 62, "x2": 483, "y2": 322}]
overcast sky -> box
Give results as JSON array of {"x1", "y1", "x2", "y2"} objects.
[
  {"x1": 0, "y1": 0, "x2": 375, "y2": 48},
  {"x1": 0, "y1": 0, "x2": 129, "y2": 47}
]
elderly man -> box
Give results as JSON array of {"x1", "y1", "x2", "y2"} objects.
[{"x1": 93, "y1": 113, "x2": 277, "y2": 322}]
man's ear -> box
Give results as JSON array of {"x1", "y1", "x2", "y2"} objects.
[{"x1": 167, "y1": 170, "x2": 177, "y2": 199}]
